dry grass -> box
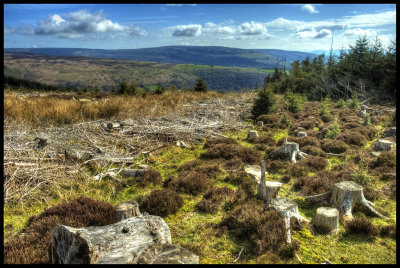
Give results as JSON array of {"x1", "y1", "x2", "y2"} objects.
[{"x1": 3, "y1": 90, "x2": 225, "y2": 127}]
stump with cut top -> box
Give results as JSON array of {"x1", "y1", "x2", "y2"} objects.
[
  {"x1": 115, "y1": 201, "x2": 140, "y2": 221},
  {"x1": 247, "y1": 130, "x2": 259, "y2": 140},
  {"x1": 305, "y1": 180, "x2": 387, "y2": 221},
  {"x1": 313, "y1": 207, "x2": 339, "y2": 234},
  {"x1": 270, "y1": 197, "x2": 309, "y2": 243},
  {"x1": 270, "y1": 138, "x2": 307, "y2": 163},
  {"x1": 257, "y1": 161, "x2": 282, "y2": 204}
]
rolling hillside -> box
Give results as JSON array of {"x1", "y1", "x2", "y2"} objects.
[
  {"x1": 4, "y1": 52, "x2": 272, "y2": 91},
  {"x1": 4, "y1": 46, "x2": 317, "y2": 69}
]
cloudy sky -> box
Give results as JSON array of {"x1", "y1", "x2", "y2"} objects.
[{"x1": 4, "y1": 3, "x2": 396, "y2": 52}]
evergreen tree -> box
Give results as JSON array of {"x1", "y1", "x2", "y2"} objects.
[
  {"x1": 251, "y1": 87, "x2": 278, "y2": 119},
  {"x1": 193, "y1": 78, "x2": 208, "y2": 92}
]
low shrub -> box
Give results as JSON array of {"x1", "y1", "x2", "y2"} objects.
[
  {"x1": 4, "y1": 197, "x2": 116, "y2": 264},
  {"x1": 220, "y1": 200, "x2": 287, "y2": 255},
  {"x1": 288, "y1": 164, "x2": 311, "y2": 178},
  {"x1": 278, "y1": 240, "x2": 300, "y2": 259},
  {"x1": 266, "y1": 160, "x2": 289, "y2": 173},
  {"x1": 257, "y1": 114, "x2": 280, "y2": 124},
  {"x1": 303, "y1": 156, "x2": 328, "y2": 171},
  {"x1": 179, "y1": 159, "x2": 222, "y2": 179},
  {"x1": 201, "y1": 143, "x2": 261, "y2": 165},
  {"x1": 223, "y1": 157, "x2": 244, "y2": 170},
  {"x1": 379, "y1": 224, "x2": 396, "y2": 239},
  {"x1": 136, "y1": 169, "x2": 162, "y2": 186},
  {"x1": 139, "y1": 189, "x2": 183, "y2": 217},
  {"x1": 337, "y1": 132, "x2": 367, "y2": 147},
  {"x1": 321, "y1": 140, "x2": 350, "y2": 154},
  {"x1": 299, "y1": 170, "x2": 341, "y2": 195},
  {"x1": 165, "y1": 171, "x2": 211, "y2": 195},
  {"x1": 371, "y1": 151, "x2": 396, "y2": 169},
  {"x1": 345, "y1": 216, "x2": 379, "y2": 237},
  {"x1": 325, "y1": 117, "x2": 341, "y2": 139},
  {"x1": 203, "y1": 137, "x2": 238, "y2": 149},
  {"x1": 224, "y1": 171, "x2": 251, "y2": 185},
  {"x1": 197, "y1": 187, "x2": 235, "y2": 213},
  {"x1": 302, "y1": 145, "x2": 325, "y2": 157}
]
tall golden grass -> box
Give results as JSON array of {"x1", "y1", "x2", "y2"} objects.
[{"x1": 3, "y1": 90, "x2": 223, "y2": 127}]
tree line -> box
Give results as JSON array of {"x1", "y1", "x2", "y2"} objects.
[{"x1": 263, "y1": 35, "x2": 396, "y2": 102}]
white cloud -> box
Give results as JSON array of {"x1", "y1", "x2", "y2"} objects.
[
  {"x1": 344, "y1": 28, "x2": 378, "y2": 37},
  {"x1": 297, "y1": 28, "x2": 332, "y2": 39},
  {"x1": 171, "y1": 24, "x2": 202, "y2": 36},
  {"x1": 10, "y1": 9, "x2": 146, "y2": 39},
  {"x1": 301, "y1": 4, "x2": 319, "y2": 14},
  {"x1": 239, "y1": 21, "x2": 268, "y2": 35}
]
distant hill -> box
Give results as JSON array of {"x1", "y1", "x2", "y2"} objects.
[
  {"x1": 4, "y1": 52, "x2": 273, "y2": 91},
  {"x1": 4, "y1": 46, "x2": 317, "y2": 69}
]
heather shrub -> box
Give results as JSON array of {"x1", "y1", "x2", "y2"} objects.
[
  {"x1": 4, "y1": 197, "x2": 116, "y2": 264},
  {"x1": 201, "y1": 143, "x2": 261, "y2": 164},
  {"x1": 224, "y1": 171, "x2": 251, "y2": 185},
  {"x1": 139, "y1": 189, "x2": 183, "y2": 217},
  {"x1": 223, "y1": 157, "x2": 244, "y2": 170},
  {"x1": 197, "y1": 187, "x2": 235, "y2": 213},
  {"x1": 337, "y1": 132, "x2": 367, "y2": 147},
  {"x1": 203, "y1": 137, "x2": 238, "y2": 149},
  {"x1": 371, "y1": 151, "x2": 396, "y2": 169},
  {"x1": 136, "y1": 169, "x2": 162, "y2": 186},
  {"x1": 257, "y1": 114, "x2": 280, "y2": 124},
  {"x1": 266, "y1": 160, "x2": 289, "y2": 173},
  {"x1": 288, "y1": 164, "x2": 311, "y2": 178},
  {"x1": 302, "y1": 145, "x2": 325, "y2": 157},
  {"x1": 345, "y1": 216, "x2": 379, "y2": 237},
  {"x1": 165, "y1": 171, "x2": 211, "y2": 195},
  {"x1": 303, "y1": 156, "x2": 328, "y2": 171},
  {"x1": 321, "y1": 140, "x2": 350, "y2": 154},
  {"x1": 179, "y1": 159, "x2": 222, "y2": 179},
  {"x1": 299, "y1": 170, "x2": 341, "y2": 195},
  {"x1": 380, "y1": 224, "x2": 396, "y2": 239},
  {"x1": 220, "y1": 200, "x2": 287, "y2": 255}
]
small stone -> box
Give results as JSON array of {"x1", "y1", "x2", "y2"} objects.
[{"x1": 296, "y1": 131, "x2": 307, "y2": 137}]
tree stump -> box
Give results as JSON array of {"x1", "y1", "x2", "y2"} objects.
[
  {"x1": 313, "y1": 207, "x2": 339, "y2": 234},
  {"x1": 106, "y1": 122, "x2": 121, "y2": 130},
  {"x1": 306, "y1": 181, "x2": 387, "y2": 221},
  {"x1": 257, "y1": 121, "x2": 264, "y2": 127},
  {"x1": 247, "y1": 130, "x2": 259, "y2": 140},
  {"x1": 270, "y1": 138, "x2": 307, "y2": 163},
  {"x1": 270, "y1": 197, "x2": 309, "y2": 243},
  {"x1": 115, "y1": 201, "x2": 140, "y2": 221},
  {"x1": 330, "y1": 181, "x2": 387, "y2": 221},
  {"x1": 137, "y1": 243, "x2": 199, "y2": 264},
  {"x1": 49, "y1": 214, "x2": 172, "y2": 264},
  {"x1": 243, "y1": 164, "x2": 263, "y2": 183},
  {"x1": 257, "y1": 161, "x2": 282, "y2": 204},
  {"x1": 296, "y1": 131, "x2": 307, "y2": 137},
  {"x1": 374, "y1": 139, "x2": 394, "y2": 151}
]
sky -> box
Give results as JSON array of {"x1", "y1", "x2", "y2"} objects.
[{"x1": 3, "y1": 3, "x2": 397, "y2": 52}]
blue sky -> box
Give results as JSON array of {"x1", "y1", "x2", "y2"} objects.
[{"x1": 4, "y1": 3, "x2": 396, "y2": 52}]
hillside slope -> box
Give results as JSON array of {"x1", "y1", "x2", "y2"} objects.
[
  {"x1": 4, "y1": 46, "x2": 317, "y2": 69},
  {"x1": 4, "y1": 52, "x2": 271, "y2": 91}
]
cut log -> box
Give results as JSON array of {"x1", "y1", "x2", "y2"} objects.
[
  {"x1": 374, "y1": 139, "x2": 394, "y2": 151},
  {"x1": 49, "y1": 214, "x2": 172, "y2": 264},
  {"x1": 137, "y1": 243, "x2": 199, "y2": 264},
  {"x1": 270, "y1": 197, "x2": 309, "y2": 243},
  {"x1": 330, "y1": 181, "x2": 387, "y2": 220},
  {"x1": 107, "y1": 122, "x2": 121, "y2": 130},
  {"x1": 313, "y1": 207, "x2": 339, "y2": 234},
  {"x1": 115, "y1": 201, "x2": 140, "y2": 221},
  {"x1": 270, "y1": 138, "x2": 307, "y2": 163}
]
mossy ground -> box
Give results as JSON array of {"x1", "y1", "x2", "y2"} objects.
[{"x1": 3, "y1": 98, "x2": 396, "y2": 264}]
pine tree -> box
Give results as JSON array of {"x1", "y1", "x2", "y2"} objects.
[
  {"x1": 251, "y1": 87, "x2": 278, "y2": 119},
  {"x1": 193, "y1": 78, "x2": 208, "y2": 92}
]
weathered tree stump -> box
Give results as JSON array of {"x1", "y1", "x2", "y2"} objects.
[
  {"x1": 306, "y1": 181, "x2": 387, "y2": 221},
  {"x1": 176, "y1": 141, "x2": 190, "y2": 148},
  {"x1": 270, "y1": 197, "x2": 309, "y2": 243},
  {"x1": 330, "y1": 181, "x2": 387, "y2": 220},
  {"x1": 296, "y1": 131, "x2": 307, "y2": 137},
  {"x1": 49, "y1": 214, "x2": 172, "y2": 264},
  {"x1": 115, "y1": 201, "x2": 140, "y2": 221},
  {"x1": 257, "y1": 121, "x2": 264, "y2": 127},
  {"x1": 382, "y1": 127, "x2": 396, "y2": 138},
  {"x1": 270, "y1": 138, "x2": 307, "y2": 163},
  {"x1": 257, "y1": 161, "x2": 282, "y2": 204},
  {"x1": 107, "y1": 122, "x2": 121, "y2": 130},
  {"x1": 374, "y1": 139, "x2": 394, "y2": 151},
  {"x1": 313, "y1": 207, "x2": 339, "y2": 234},
  {"x1": 243, "y1": 164, "x2": 263, "y2": 183},
  {"x1": 137, "y1": 243, "x2": 199, "y2": 264},
  {"x1": 247, "y1": 130, "x2": 259, "y2": 140}
]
